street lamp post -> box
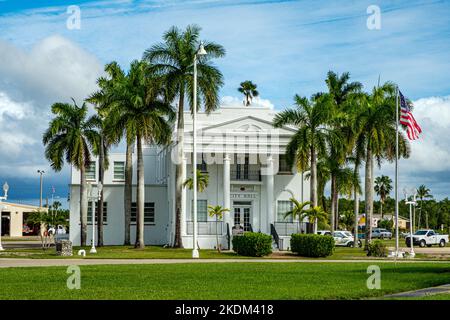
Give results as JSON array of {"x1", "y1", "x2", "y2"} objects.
[
  {"x1": 37, "y1": 170, "x2": 45, "y2": 208},
  {"x1": 87, "y1": 182, "x2": 102, "y2": 254},
  {"x1": 0, "y1": 182, "x2": 10, "y2": 251},
  {"x1": 404, "y1": 188, "x2": 417, "y2": 258},
  {"x1": 192, "y1": 42, "x2": 207, "y2": 259}
]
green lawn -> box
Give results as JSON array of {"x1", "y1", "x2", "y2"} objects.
[{"x1": 0, "y1": 262, "x2": 449, "y2": 299}]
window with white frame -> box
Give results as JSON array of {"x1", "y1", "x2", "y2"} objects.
[
  {"x1": 277, "y1": 200, "x2": 293, "y2": 222},
  {"x1": 278, "y1": 154, "x2": 292, "y2": 174},
  {"x1": 113, "y1": 161, "x2": 125, "y2": 180},
  {"x1": 87, "y1": 202, "x2": 107, "y2": 223},
  {"x1": 86, "y1": 162, "x2": 96, "y2": 180},
  {"x1": 191, "y1": 199, "x2": 208, "y2": 222}
]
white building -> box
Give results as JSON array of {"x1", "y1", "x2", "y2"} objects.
[{"x1": 69, "y1": 104, "x2": 310, "y2": 250}]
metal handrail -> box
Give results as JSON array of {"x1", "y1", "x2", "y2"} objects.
[
  {"x1": 186, "y1": 220, "x2": 224, "y2": 235},
  {"x1": 274, "y1": 222, "x2": 308, "y2": 236},
  {"x1": 226, "y1": 223, "x2": 231, "y2": 250},
  {"x1": 270, "y1": 223, "x2": 280, "y2": 249}
]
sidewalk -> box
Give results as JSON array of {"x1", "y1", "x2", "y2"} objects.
[
  {"x1": 384, "y1": 284, "x2": 450, "y2": 298},
  {"x1": 1, "y1": 258, "x2": 450, "y2": 268}
]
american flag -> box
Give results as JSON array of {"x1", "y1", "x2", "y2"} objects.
[{"x1": 399, "y1": 91, "x2": 422, "y2": 140}]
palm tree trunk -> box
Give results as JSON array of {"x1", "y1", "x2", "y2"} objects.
[
  {"x1": 380, "y1": 200, "x2": 383, "y2": 219},
  {"x1": 174, "y1": 91, "x2": 185, "y2": 248},
  {"x1": 124, "y1": 141, "x2": 132, "y2": 245},
  {"x1": 418, "y1": 203, "x2": 422, "y2": 229},
  {"x1": 135, "y1": 134, "x2": 145, "y2": 249},
  {"x1": 216, "y1": 216, "x2": 220, "y2": 253},
  {"x1": 364, "y1": 148, "x2": 374, "y2": 250},
  {"x1": 330, "y1": 174, "x2": 336, "y2": 231},
  {"x1": 353, "y1": 186, "x2": 359, "y2": 248},
  {"x1": 310, "y1": 146, "x2": 318, "y2": 207},
  {"x1": 80, "y1": 165, "x2": 88, "y2": 246},
  {"x1": 97, "y1": 135, "x2": 105, "y2": 247}
]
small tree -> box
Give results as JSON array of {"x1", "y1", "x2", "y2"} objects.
[
  {"x1": 208, "y1": 205, "x2": 229, "y2": 253},
  {"x1": 284, "y1": 198, "x2": 328, "y2": 234},
  {"x1": 183, "y1": 170, "x2": 209, "y2": 192}
]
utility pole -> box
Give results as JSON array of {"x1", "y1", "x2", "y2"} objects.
[{"x1": 37, "y1": 170, "x2": 45, "y2": 208}]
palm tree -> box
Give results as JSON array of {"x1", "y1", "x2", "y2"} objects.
[
  {"x1": 417, "y1": 185, "x2": 433, "y2": 229},
  {"x1": 183, "y1": 169, "x2": 209, "y2": 192},
  {"x1": 143, "y1": 24, "x2": 225, "y2": 248},
  {"x1": 354, "y1": 83, "x2": 410, "y2": 249},
  {"x1": 105, "y1": 60, "x2": 174, "y2": 248},
  {"x1": 374, "y1": 175, "x2": 392, "y2": 218},
  {"x1": 207, "y1": 205, "x2": 229, "y2": 253},
  {"x1": 323, "y1": 71, "x2": 362, "y2": 231},
  {"x1": 43, "y1": 99, "x2": 100, "y2": 246},
  {"x1": 88, "y1": 62, "x2": 133, "y2": 245},
  {"x1": 273, "y1": 94, "x2": 333, "y2": 208},
  {"x1": 238, "y1": 81, "x2": 259, "y2": 106},
  {"x1": 283, "y1": 198, "x2": 311, "y2": 221}
]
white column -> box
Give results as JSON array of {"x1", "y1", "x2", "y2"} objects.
[
  {"x1": 223, "y1": 153, "x2": 231, "y2": 224},
  {"x1": 266, "y1": 155, "x2": 274, "y2": 234},
  {"x1": 181, "y1": 154, "x2": 187, "y2": 237}
]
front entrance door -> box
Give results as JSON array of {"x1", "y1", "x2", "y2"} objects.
[{"x1": 233, "y1": 201, "x2": 252, "y2": 232}]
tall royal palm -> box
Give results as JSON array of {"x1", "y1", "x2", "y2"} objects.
[
  {"x1": 143, "y1": 24, "x2": 225, "y2": 248},
  {"x1": 43, "y1": 100, "x2": 100, "y2": 246},
  {"x1": 354, "y1": 83, "x2": 410, "y2": 248},
  {"x1": 88, "y1": 62, "x2": 133, "y2": 245},
  {"x1": 417, "y1": 184, "x2": 433, "y2": 229},
  {"x1": 324, "y1": 71, "x2": 362, "y2": 231},
  {"x1": 374, "y1": 175, "x2": 392, "y2": 218},
  {"x1": 238, "y1": 81, "x2": 259, "y2": 106},
  {"x1": 107, "y1": 60, "x2": 174, "y2": 248},
  {"x1": 274, "y1": 94, "x2": 332, "y2": 209}
]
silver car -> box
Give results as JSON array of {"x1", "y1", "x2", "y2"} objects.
[{"x1": 373, "y1": 228, "x2": 392, "y2": 239}]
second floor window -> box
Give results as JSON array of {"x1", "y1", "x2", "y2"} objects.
[
  {"x1": 278, "y1": 154, "x2": 292, "y2": 174},
  {"x1": 86, "y1": 162, "x2": 96, "y2": 180},
  {"x1": 113, "y1": 161, "x2": 125, "y2": 180},
  {"x1": 196, "y1": 154, "x2": 207, "y2": 172}
]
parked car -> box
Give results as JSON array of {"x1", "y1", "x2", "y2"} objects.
[
  {"x1": 317, "y1": 230, "x2": 332, "y2": 236},
  {"x1": 332, "y1": 231, "x2": 362, "y2": 247},
  {"x1": 405, "y1": 229, "x2": 448, "y2": 247},
  {"x1": 373, "y1": 228, "x2": 393, "y2": 239}
]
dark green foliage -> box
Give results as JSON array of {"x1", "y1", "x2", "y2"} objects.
[
  {"x1": 367, "y1": 240, "x2": 388, "y2": 257},
  {"x1": 378, "y1": 219, "x2": 393, "y2": 231},
  {"x1": 290, "y1": 234, "x2": 335, "y2": 257},
  {"x1": 232, "y1": 232, "x2": 272, "y2": 257}
]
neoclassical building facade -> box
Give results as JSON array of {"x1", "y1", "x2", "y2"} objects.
[{"x1": 69, "y1": 103, "x2": 309, "y2": 250}]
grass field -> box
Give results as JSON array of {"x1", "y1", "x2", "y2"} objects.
[{"x1": 0, "y1": 262, "x2": 449, "y2": 300}]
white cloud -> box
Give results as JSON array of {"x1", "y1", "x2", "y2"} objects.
[
  {"x1": 221, "y1": 95, "x2": 275, "y2": 109},
  {"x1": 0, "y1": 35, "x2": 104, "y2": 179}
]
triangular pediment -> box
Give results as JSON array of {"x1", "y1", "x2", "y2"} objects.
[{"x1": 198, "y1": 116, "x2": 296, "y2": 135}]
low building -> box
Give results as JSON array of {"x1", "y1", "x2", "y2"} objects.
[
  {"x1": 1, "y1": 202, "x2": 47, "y2": 237},
  {"x1": 358, "y1": 213, "x2": 409, "y2": 230}
]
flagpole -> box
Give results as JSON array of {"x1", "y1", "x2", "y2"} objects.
[{"x1": 395, "y1": 86, "x2": 400, "y2": 257}]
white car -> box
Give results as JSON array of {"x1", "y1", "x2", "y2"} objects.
[
  {"x1": 405, "y1": 229, "x2": 448, "y2": 247},
  {"x1": 333, "y1": 231, "x2": 362, "y2": 247},
  {"x1": 317, "y1": 230, "x2": 332, "y2": 236}
]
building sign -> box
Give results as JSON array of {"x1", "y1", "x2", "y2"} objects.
[{"x1": 230, "y1": 193, "x2": 257, "y2": 199}]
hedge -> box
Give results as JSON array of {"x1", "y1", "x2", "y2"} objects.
[
  {"x1": 290, "y1": 234, "x2": 335, "y2": 257},
  {"x1": 232, "y1": 232, "x2": 272, "y2": 257}
]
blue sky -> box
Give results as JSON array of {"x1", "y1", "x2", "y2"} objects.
[{"x1": 1, "y1": 0, "x2": 450, "y2": 202}]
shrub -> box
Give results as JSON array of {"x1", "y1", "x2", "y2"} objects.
[
  {"x1": 232, "y1": 232, "x2": 272, "y2": 257},
  {"x1": 367, "y1": 240, "x2": 388, "y2": 257},
  {"x1": 290, "y1": 234, "x2": 335, "y2": 257}
]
